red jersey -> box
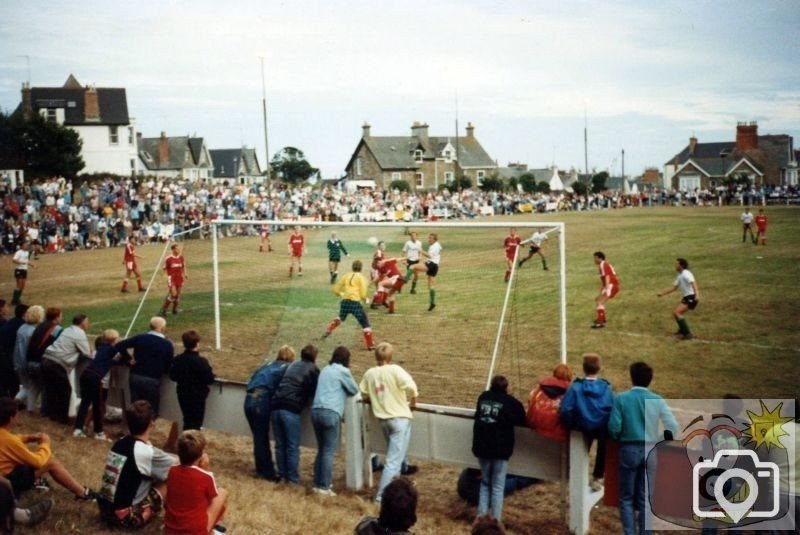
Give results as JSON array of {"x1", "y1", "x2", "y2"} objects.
[
  {"x1": 598, "y1": 260, "x2": 619, "y2": 286},
  {"x1": 755, "y1": 214, "x2": 767, "y2": 231},
  {"x1": 288, "y1": 233, "x2": 304, "y2": 256},
  {"x1": 124, "y1": 243, "x2": 136, "y2": 263},
  {"x1": 165, "y1": 254, "x2": 185, "y2": 286},
  {"x1": 380, "y1": 258, "x2": 402, "y2": 278},
  {"x1": 504, "y1": 235, "x2": 522, "y2": 261},
  {"x1": 164, "y1": 465, "x2": 219, "y2": 535}
]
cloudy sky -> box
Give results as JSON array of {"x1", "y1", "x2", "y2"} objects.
[{"x1": 1, "y1": 0, "x2": 798, "y2": 178}]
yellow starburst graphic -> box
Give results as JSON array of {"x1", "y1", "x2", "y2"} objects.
[{"x1": 742, "y1": 400, "x2": 793, "y2": 451}]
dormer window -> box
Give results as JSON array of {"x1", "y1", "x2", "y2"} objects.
[
  {"x1": 443, "y1": 150, "x2": 452, "y2": 161},
  {"x1": 414, "y1": 149, "x2": 423, "y2": 162},
  {"x1": 45, "y1": 109, "x2": 57, "y2": 123}
]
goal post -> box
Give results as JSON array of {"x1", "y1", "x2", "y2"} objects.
[{"x1": 210, "y1": 219, "x2": 567, "y2": 400}]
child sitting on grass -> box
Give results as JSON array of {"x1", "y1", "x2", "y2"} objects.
[{"x1": 164, "y1": 430, "x2": 228, "y2": 535}]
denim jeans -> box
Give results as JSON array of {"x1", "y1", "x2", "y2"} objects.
[
  {"x1": 312, "y1": 408, "x2": 341, "y2": 490},
  {"x1": 618, "y1": 442, "x2": 647, "y2": 535},
  {"x1": 478, "y1": 458, "x2": 509, "y2": 520},
  {"x1": 376, "y1": 417, "x2": 412, "y2": 502},
  {"x1": 244, "y1": 390, "x2": 276, "y2": 479},
  {"x1": 271, "y1": 409, "x2": 302, "y2": 484}
]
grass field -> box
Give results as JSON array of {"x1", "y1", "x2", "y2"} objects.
[{"x1": 5, "y1": 205, "x2": 800, "y2": 534}]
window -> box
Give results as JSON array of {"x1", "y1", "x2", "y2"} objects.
[
  {"x1": 356, "y1": 157, "x2": 362, "y2": 176},
  {"x1": 415, "y1": 172, "x2": 424, "y2": 187},
  {"x1": 414, "y1": 149, "x2": 423, "y2": 162},
  {"x1": 109, "y1": 125, "x2": 119, "y2": 145},
  {"x1": 445, "y1": 171, "x2": 454, "y2": 182},
  {"x1": 128, "y1": 127, "x2": 134, "y2": 145},
  {"x1": 476, "y1": 170, "x2": 486, "y2": 184},
  {"x1": 45, "y1": 109, "x2": 57, "y2": 123},
  {"x1": 443, "y1": 150, "x2": 452, "y2": 161},
  {"x1": 392, "y1": 172, "x2": 401, "y2": 181},
  {"x1": 130, "y1": 159, "x2": 135, "y2": 171}
]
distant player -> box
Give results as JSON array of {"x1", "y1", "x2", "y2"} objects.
[
  {"x1": 402, "y1": 232, "x2": 423, "y2": 294},
  {"x1": 121, "y1": 237, "x2": 145, "y2": 293},
  {"x1": 323, "y1": 260, "x2": 375, "y2": 351},
  {"x1": 740, "y1": 207, "x2": 755, "y2": 244},
  {"x1": 592, "y1": 251, "x2": 619, "y2": 329},
  {"x1": 326, "y1": 231, "x2": 349, "y2": 284},
  {"x1": 288, "y1": 226, "x2": 306, "y2": 277},
  {"x1": 372, "y1": 256, "x2": 405, "y2": 314},
  {"x1": 755, "y1": 208, "x2": 767, "y2": 245},
  {"x1": 259, "y1": 224, "x2": 273, "y2": 253},
  {"x1": 370, "y1": 241, "x2": 386, "y2": 287},
  {"x1": 503, "y1": 228, "x2": 522, "y2": 283},
  {"x1": 11, "y1": 242, "x2": 33, "y2": 305},
  {"x1": 407, "y1": 233, "x2": 441, "y2": 311},
  {"x1": 657, "y1": 258, "x2": 699, "y2": 340},
  {"x1": 518, "y1": 228, "x2": 549, "y2": 271},
  {"x1": 160, "y1": 244, "x2": 187, "y2": 316}
]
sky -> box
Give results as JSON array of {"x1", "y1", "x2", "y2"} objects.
[{"x1": 1, "y1": 0, "x2": 799, "y2": 179}]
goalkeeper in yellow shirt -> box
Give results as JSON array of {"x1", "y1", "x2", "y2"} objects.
[{"x1": 322, "y1": 260, "x2": 375, "y2": 351}]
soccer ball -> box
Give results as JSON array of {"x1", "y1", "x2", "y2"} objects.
[{"x1": 367, "y1": 236, "x2": 379, "y2": 247}]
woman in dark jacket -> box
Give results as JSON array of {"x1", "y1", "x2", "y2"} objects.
[{"x1": 471, "y1": 375, "x2": 526, "y2": 521}]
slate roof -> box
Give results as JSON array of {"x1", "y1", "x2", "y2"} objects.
[
  {"x1": 23, "y1": 74, "x2": 130, "y2": 126},
  {"x1": 139, "y1": 136, "x2": 207, "y2": 171},
  {"x1": 666, "y1": 141, "x2": 735, "y2": 165},
  {"x1": 210, "y1": 148, "x2": 262, "y2": 178},
  {"x1": 350, "y1": 132, "x2": 495, "y2": 171}
]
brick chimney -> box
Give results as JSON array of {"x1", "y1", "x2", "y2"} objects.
[
  {"x1": 410, "y1": 121, "x2": 429, "y2": 142},
  {"x1": 466, "y1": 122, "x2": 475, "y2": 138},
  {"x1": 362, "y1": 122, "x2": 371, "y2": 138},
  {"x1": 736, "y1": 121, "x2": 758, "y2": 151},
  {"x1": 158, "y1": 132, "x2": 170, "y2": 167},
  {"x1": 21, "y1": 82, "x2": 32, "y2": 120},
  {"x1": 688, "y1": 136, "x2": 697, "y2": 156},
  {"x1": 84, "y1": 85, "x2": 100, "y2": 122}
]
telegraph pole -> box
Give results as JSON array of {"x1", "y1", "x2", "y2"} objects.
[{"x1": 259, "y1": 56, "x2": 270, "y2": 184}]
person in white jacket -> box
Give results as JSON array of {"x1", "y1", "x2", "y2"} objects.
[{"x1": 41, "y1": 315, "x2": 90, "y2": 423}]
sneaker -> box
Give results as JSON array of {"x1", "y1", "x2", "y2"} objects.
[
  {"x1": 591, "y1": 322, "x2": 605, "y2": 329},
  {"x1": 94, "y1": 431, "x2": 111, "y2": 441},
  {"x1": 213, "y1": 524, "x2": 228, "y2": 534},
  {"x1": 313, "y1": 487, "x2": 337, "y2": 497},
  {"x1": 172, "y1": 309, "x2": 180, "y2": 315},
  {"x1": 73, "y1": 429, "x2": 88, "y2": 438},
  {"x1": 543, "y1": 266, "x2": 549, "y2": 271},
  {"x1": 590, "y1": 477, "x2": 604, "y2": 492},
  {"x1": 158, "y1": 308, "x2": 167, "y2": 317},
  {"x1": 138, "y1": 288, "x2": 146, "y2": 292},
  {"x1": 321, "y1": 331, "x2": 331, "y2": 339},
  {"x1": 33, "y1": 478, "x2": 51, "y2": 491},
  {"x1": 366, "y1": 346, "x2": 376, "y2": 351},
  {"x1": 371, "y1": 455, "x2": 384, "y2": 472},
  {"x1": 428, "y1": 303, "x2": 436, "y2": 311},
  {"x1": 409, "y1": 289, "x2": 416, "y2": 294},
  {"x1": 681, "y1": 333, "x2": 694, "y2": 340},
  {"x1": 17, "y1": 497, "x2": 54, "y2": 526},
  {"x1": 298, "y1": 272, "x2": 303, "y2": 277},
  {"x1": 400, "y1": 464, "x2": 418, "y2": 476},
  {"x1": 121, "y1": 288, "x2": 130, "y2": 293},
  {"x1": 76, "y1": 487, "x2": 98, "y2": 501}
]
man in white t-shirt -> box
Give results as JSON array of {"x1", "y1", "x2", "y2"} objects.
[
  {"x1": 11, "y1": 243, "x2": 33, "y2": 305},
  {"x1": 401, "y1": 232, "x2": 423, "y2": 294},
  {"x1": 740, "y1": 207, "x2": 755, "y2": 244},
  {"x1": 406, "y1": 233, "x2": 441, "y2": 311},
  {"x1": 518, "y1": 228, "x2": 549, "y2": 271},
  {"x1": 657, "y1": 258, "x2": 699, "y2": 340}
]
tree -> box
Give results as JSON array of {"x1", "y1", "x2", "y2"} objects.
[
  {"x1": 452, "y1": 173, "x2": 472, "y2": 190},
  {"x1": 0, "y1": 110, "x2": 84, "y2": 178},
  {"x1": 518, "y1": 172, "x2": 537, "y2": 193},
  {"x1": 591, "y1": 171, "x2": 609, "y2": 194},
  {"x1": 572, "y1": 181, "x2": 589, "y2": 196},
  {"x1": 508, "y1": 177, "x2": 519, "y2": 191},
  {"x1": 269, "y1": 146, "x2": 319, "y2": 184},
  {"x1": 535, "y1": 181, "x2": 551, "y2": 194},
  {"x1": 478, "y1": 173, "x2": 504, "y2": 192},
  {"x1": 390, "y1": 180, "x2": 410, "y2": 193}
]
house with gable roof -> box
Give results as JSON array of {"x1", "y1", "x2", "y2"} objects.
[
  {"x1": 137, "y1": 132, "x2": 214, "y2": 180},
  {"x1": 209, "y1": 148, "x2": 263, "y2": 184},
  {"x1": 344, "y1": 121, "x2": 496, "y2": 191},
  {"x1": 17, "y1": 74, "x2": 138, "y2": 176},
  {"x1": 664, "y1": 122, "x2": 797, "y2": 191}
]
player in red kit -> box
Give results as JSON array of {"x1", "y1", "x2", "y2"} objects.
[
  {"x1": 287, "y1": 226, "x2": 306, "y2": 277},
  {"x1": 755, "y1": 208, "x2": 768, "y2": 245},
  {"x1": 160, "y1": 244, "x2": 188, "y2": 315},
  {"x1": 371, "y1": 257, "x2": 406, "y2": 313},
  {"x1": 121, "y1": 237, "x2": 145, "y2": 293},
  {"x1": 592, "y1": 251, "x2": 619, "y2": 329},
  {"x1": 503, "y1": 228, "x2": 522, "y2": 282}
]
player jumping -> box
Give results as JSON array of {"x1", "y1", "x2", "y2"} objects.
[
  {"x1": 592, "y1": 251, "x2": 619, "y2": 329},
  {"x1": 406, "y1": 233, "x2": 441, "y2": 311},
  {"x1": 371, "y1": 256, "x2": 406, "y2": 314},
  {"x1": 160, "y1": 244, "x2": 187, "y2": 316},
  {"x1": 402, "y1": 232, "x2": 423, "y2": 294},
  {"x1": 288, "y1": 226, "x2": 306, "y2": 277},
  {"x1": 121, "y1": 236, "x2": 146, "y2": 293}
]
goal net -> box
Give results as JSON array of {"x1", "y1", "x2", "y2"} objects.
[{"x1": 202, "y1": 220, "x2": 566, "y2": 408}]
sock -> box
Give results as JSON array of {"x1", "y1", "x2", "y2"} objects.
[
  {"x1": 259, "y1": 245, "x2": 264, "y2": 252},
  {"x1": 388, "y1": 300, "x2": 395, "y2": 313},
  {"x1": 298, "y1": 267, "x2": 302, "y2": 273},
  {"x1": 136, "y1": 278, "x2": 144, "y2": 290},
  {"x1": 364, "y1": 329, "x2": 374, "y2": 349},
  {"x1": 162, "y1": 298, "x2": 171, "y2": 311},
  {"x1": 12, "y1": 289, "x2": 21, "y2": 305},
  {"x1": 405, "y1": 266, "x2": 413, "y2": 278},
  {"x1": 411, "y1": 280, "x2": 417, "y2": 292},
  {"x1": 172, "y1": 299, "x2": 179, "y2": 312},
  {"x1": 596, "y1": 306, "x2": 606, "y2": 323},
  {"x1": 327, "y1": 318, "x2": 341, "y2": 333},
  {"x1": 121, "y1": 280, "x2": 128, "y2": 291},
  {"x1": 289, "y1": 266, "x2": 294, "y2": 276},
  {"x1": 677, "y1": 317, "x2": 690, "y2": 335},
  {"x1": 542, "y1": 258, "x2": 548, "y2": 269},
  {"x1": 375, "y1": 291, "x2": 386, "y2": 305},
  {"x1": 429, "y1": 289, "x2": 436, "y2": 306},
  {"x1": 504, "y1": 269, "x2": 510, "y2": 282}
]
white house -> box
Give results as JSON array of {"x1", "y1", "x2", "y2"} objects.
[{"x1": 19, "y1": 74, "x2": 138, "y2": 176}]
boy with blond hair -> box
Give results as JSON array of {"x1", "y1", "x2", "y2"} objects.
[{"x1": 164, "y1": 430, "x2": 228, "y2": 535}]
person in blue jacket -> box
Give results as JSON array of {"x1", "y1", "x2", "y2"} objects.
[{"x1": 559, "y1": 353, "x2": 613, "y2": 491}]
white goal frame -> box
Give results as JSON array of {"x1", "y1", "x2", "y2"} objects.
[{"x1": 209, "y1": 220, "x2": 567, "y2": 374}]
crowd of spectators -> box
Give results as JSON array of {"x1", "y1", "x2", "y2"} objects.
[{"x1": 1, "y1": 175, "x2": 796, "y2": 256}]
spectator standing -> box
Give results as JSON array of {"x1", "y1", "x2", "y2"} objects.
[
  {"x1": 73, "y1": 329, "x2": 125, "y2": 440},
  {"x1": 270, "y1": 344, "x2": 320, "y2": 484},
  {"x1": 12, "y1": 305, "x2": 44, "y2": 411},
  {"x1": 0, "y1": 305, "x2": 28, "y2": 399},
  {"x1": 169, "y1": 330, "x2": 215, "y2": 431},
  {"x1": 310, "y1": 346, "x2": 358, "y2": 496},
  {"x1": 40, "y1": 314, "x2": 91, "y2": 423},
  {"x1": 471, "y1": 375, "x2": 526, "y2": 521}
]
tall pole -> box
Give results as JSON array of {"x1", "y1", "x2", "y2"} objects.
[
  {"x1": 454, "y1": 90, "x2": 460, "y2": 184},
  {"x1": 260, "y1": 57, "x2": 270, "y2": 185},
  {"x1": 621, "y1": 149, "x2": 625, "y2": 182},
  {"x1": 583, "y1": 105, "x2": 588, "y2": 176}
]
